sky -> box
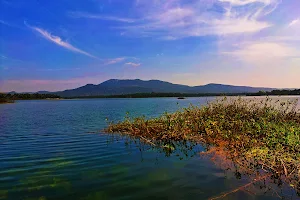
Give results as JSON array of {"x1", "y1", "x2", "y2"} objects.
[{"x1": 0, "y1": 0, "x2": 300, "y2": 92}]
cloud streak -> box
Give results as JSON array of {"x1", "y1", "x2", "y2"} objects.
[
  {"x1": 103, "y1": 57, "x2": 140, "y2": 65},
  {"x1": 219, "y1": 0, "x2": 275, "y2": 6},
  {"x1": 104, "y1": 57, "x2": 126, "y2": 65},
  {"x1": 0, "y1": 55, "x2": 8, "y2": 60},
  {"x1": 224, "y1": 42, "x2": 299, "y2": 57},
  {"x1": 0, "y1": 19, "x2": 24, "y2": 29},
  {"x1": 0, "y1": 19, "x2": 13, "y2": 27},
  {"x1": 25, "y1": 22, "x2": 97, "y2": 59},
  {"x1": 68, "y1": 12, "x2": 136, "y2": 23},
  {"x1": 222, "y1": 41, "x2": 300, "y2": 67},
  {"x1": 125, "y1": 62, "x2": 141, "y2": 67}
]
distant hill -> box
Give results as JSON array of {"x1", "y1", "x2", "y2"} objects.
[
  {"x1": 6, "y1": 91, "x2": 50, "y2": 95},
  {"x1": 7, "y1": 91, "x2": 17, "y2": 95},
  {"x1": 36, "y1": 91, "x2": 51, "y2": 94},
  {"x1": 53, "y1": 79, "x2": 275, "y2": 97}
]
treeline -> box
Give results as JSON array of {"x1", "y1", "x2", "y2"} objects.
[
  {"x1": 67, "y1": 89, "x2": 300, "y2": 99},
  {"x1": 248, "y1": 89, "x2": 300, "y2": 96},
  {"x1": 66, "y1": 92, "x2": 247, "y2": 99},
  {"x1": 1, "y1": 89, "x2": 299, "y2": 101},
  {"x1": 0, "y1": 93, "x2": 61, "y2": 101}
]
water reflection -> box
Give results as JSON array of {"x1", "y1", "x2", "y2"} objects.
[
  {"x1": 2, "y1": 132, "x2": 298, "y2": 200},
  {"x1": 1, "y1": 97, "x2": 299, "y2": 200},
  {"x1": 108, "y1": 133, "x2": 299, "y2": 200}
]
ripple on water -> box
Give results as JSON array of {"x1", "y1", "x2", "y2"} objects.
[{"x1": 0, "y1": 97, "x2": 299, "y2": 200}]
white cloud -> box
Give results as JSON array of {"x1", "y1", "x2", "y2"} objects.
[
  {"x1": 151, "y1": 7, "x2": 195, "y2": 24},
  {"x1": 219, "y1": 0, "x2": 274, "y2": 6},
  {"x1": 189, "y1": 18, "x2": 271, "y2": 36},
  {"x1": 225, "y1": 42, "x2": 297, "y2": 57},
  {"x1": 115, "y1": 0, "x2": 279, "y2": 39},
  {"x1": 68, "y1": 12, "x2": 136, "y2": 23},
  {"x1": 25, "y1": 22, "x2": 97, "y2": 59},
  {"x1": 217, "y1": 3, "x2": 300, "y2": 67},
  {"x1": 125, "y1": 62, "x2": 141, "y2": 67},
  {"x1": 223, "y1": 42, "x2": 300, "y2": 64},
  {"x1": 103, "y1": 57, "x2": 140, "y2": 65},
  {"x1": 263, "y1": 36, "x2": 300, "y2": 42},
  {"x1": 288, "y1": 19, "x2": 299, "y2": 27},
  {"x1": 104, "y1": 57, "x2": 126, "y2": 65}
]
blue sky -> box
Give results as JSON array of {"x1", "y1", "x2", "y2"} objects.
[{"x1": 0, "y1": 0, "x2": 299, "y2": 92}]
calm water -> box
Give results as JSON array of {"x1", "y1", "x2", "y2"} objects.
[{"x1": 1, "y1": 97, "x2": 299, "y2": 200}]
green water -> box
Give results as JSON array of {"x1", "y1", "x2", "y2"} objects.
[{"x1": 0, "y1": 97, "x2": 299, "y2": 200}]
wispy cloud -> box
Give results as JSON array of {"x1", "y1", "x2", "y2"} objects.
[
  {"x1": 289, "y1": 19, "x2": 299, "y2": 27},
  {"x1": 224, "y1": 42, "x2": 299, "y2": 58},
  {"x1": 222, "y1": 41, "x2": 300, "y2": 67},
  {"x1": 125, "y1": 62, "x2": 141, "y2": 67},
  {"x1": 0, "y1": 54, "x2": 8, "y2": 60},
  {"x1": 114, "y1": 0, "x2": 279, "y2": 39},
  {"x1": 219, "y1": 6, "x2": 300, "y2": 66},
  {"x1": 0, "y1": 19, "x2": 24, "y2": 29},
  {"x1": 38, "y1": 68, "x2": 81, "y2": 71},
  {"x1": 0, "y1": 54, "x2": 28, "y2": 63},
  {"x1": 25, "y1": 22, "x2": 98, "y2": 59},
  {"x1": 263, "y1": 36, "x2": 300, "y2": 42},
  {"x1": 219, "y1": 0, "x2": 275, "y2": 6},
  {"x1": 104, "y1": 57, "x2": 126, "y2": 65},
  {"x1": 0, "y1": 19, "x2": 12, "y2": 26},
  {"x1": 68, "y1": 11, "x2": 136, "y2": 23},
  {"x1": 103, "y1": 57, "x2": 140, "y2": 65}
]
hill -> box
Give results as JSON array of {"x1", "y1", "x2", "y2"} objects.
[{"x1": 54, "y1": 79, "x2": 275, "y2": 97}]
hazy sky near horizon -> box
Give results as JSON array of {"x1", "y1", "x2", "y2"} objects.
[{"x1": 0, "y1": 0, "x2": 300, "y2": 92}]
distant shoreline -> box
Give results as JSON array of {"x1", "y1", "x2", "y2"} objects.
[
  {"x1": 0, "y1": 101, "x2": 15, "y2": 104},
  {"x1": 3, "y1": 95, "x2": 300, "y2": 102},
  {"x1": 0, "y1": 93, "x2": 61, "y2": 103},
  {"x1": 1, "y1": 89, "x2": 299, "y2": 102},
  {"x1": 64, "y1": 92, "x2": 300, "y2": 99}
]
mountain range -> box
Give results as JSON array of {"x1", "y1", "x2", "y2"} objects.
[{"x1": 45, "y1": 79, "x2": 275, "y2": 97}]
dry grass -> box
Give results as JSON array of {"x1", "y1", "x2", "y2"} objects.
[{"x1": 105, "y1": 97, "x2": 300, "y2": 195}]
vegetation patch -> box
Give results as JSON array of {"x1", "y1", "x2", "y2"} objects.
[
  {"x1": 0, "y1": 93, "x2": 61, "y2": 103},
  {"x1": 0, "y1": 97, "x2": 14, "y2": 104},
  {"x1": 105, "y1": 97, "x2": 300, "y2": 196}
]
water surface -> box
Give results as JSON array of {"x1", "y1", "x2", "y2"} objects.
[{"x1": 1, "y1": 97, "x2": 299, "y2": 200}]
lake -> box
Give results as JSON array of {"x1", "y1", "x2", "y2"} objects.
[{"x1": 1, "y1": 97, "x2": 299, "y2": 200}]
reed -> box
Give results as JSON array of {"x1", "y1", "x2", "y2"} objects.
[{"x1": 105, "y1": 97, "x2": 300, "y2": 194}]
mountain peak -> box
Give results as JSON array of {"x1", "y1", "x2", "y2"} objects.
[{"x1": 104, "y1": 79, "x2": 119, "y2": 82}]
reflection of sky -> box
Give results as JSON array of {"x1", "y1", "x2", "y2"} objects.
[{"x1": 1, "y1": 0, "x2": 300, "y2": 92}]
